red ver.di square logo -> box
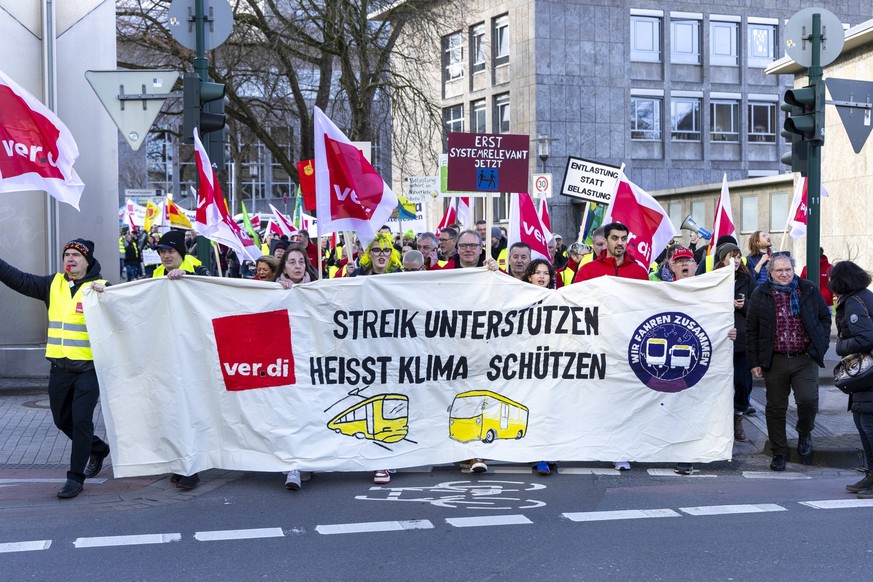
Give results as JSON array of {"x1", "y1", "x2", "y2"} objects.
[{"x1": 212, "y1": 310, "x2": 296, "y2": 391}]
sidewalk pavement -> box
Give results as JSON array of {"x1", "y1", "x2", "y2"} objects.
[{"x1": 0, "y1": 338, "x2": 865, "y2": 513}]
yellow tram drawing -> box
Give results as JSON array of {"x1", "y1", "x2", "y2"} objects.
[
  {"x1": 327, "y1": 394, "x2": 409, "y2": 444},
  {"x1": 448, "y1": 390, "x2": 529, "y2": 444}
]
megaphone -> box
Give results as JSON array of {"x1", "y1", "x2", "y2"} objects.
[{"x1": 680, "y1": 215, "x2": 712, "y2": 239}]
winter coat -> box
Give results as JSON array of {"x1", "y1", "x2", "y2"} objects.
[
  {"x1": 835, "y1": 288, "x2": 873, "y2": 413},
  {"x1": 732, "y1": 271, "x2": 756, "y2": 354},
  {"x1": 745, "y1": 277, "x2": 831, "y2": 370}
]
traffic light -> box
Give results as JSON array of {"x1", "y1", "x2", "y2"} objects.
[
  {"x1": 182, "y1": 72, "x2": 227, "y2": 143},
  {"x1": 780, "y1": 99, "x2": 810, "y2": 176},
  {"x1": 782, "y1": 83, "x2": 824, "y2": 144}
]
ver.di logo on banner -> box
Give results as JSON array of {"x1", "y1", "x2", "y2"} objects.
[{"x1": 213, "y1": 310, "x2": 296, "y2": 391}]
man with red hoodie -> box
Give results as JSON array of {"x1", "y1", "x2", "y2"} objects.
[{"x1": 573, "y1": 221, "x2": 649, "y2": 283}]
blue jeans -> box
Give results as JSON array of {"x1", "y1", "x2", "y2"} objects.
[
  {"x1": 853, "y1": 411, "x2": 873, "y2": 469},
  {"x1": 734, "y1": 352, "x2": 753, "y2": 414}
]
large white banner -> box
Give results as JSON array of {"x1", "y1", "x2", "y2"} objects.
[{"x1": 83, "y1": 269, "x2": 735, "y2": 478}]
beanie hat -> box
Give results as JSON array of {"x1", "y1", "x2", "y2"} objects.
[
  {"x1": 715, "y1": 235, "x2": 738, "y2": 248},
  {"x1": 156, "y1": 230, "x2": 187, "y2": 257},
  {"x1": 671, "y1": 246, "x2": 695, "y2": 261},
  {"x1": 404, "y1": 229, "x2": 415, "y2": 239},
  {"x1": 63, "y1": 239, "x2": 95, "y2": 266},
  {"x1": 716, "y1": 242, "x2": 741, "y2": 263},
  {"x1": 491, "y1": 226, "x2": 503, "y2": 239},
  {"x1": 274, "y1": 241, "x2": 289, "y2": 251}
]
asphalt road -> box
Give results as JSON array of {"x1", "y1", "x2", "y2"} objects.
[{"x1": 2, "y1": 465, "x2": 871, "y2": 581}]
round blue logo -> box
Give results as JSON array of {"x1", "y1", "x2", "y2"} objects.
[{"x1": 627, "y1": 312, "x2": 712, "y2": 393}]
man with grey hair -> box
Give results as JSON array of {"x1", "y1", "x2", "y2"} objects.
[
  {"x1": 746, "y1": 252, "x2": 831, "y2": 471},
  {"x1": 416, "y1": 232, "x2": 444, "y2": 270},
  {"x1": 402, "y1": 250, "x2": 425, "y2": 272}
]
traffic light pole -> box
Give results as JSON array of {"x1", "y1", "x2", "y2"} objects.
[
  {"x1": 193, "y1": 0, "x2": 215, "y2": 271},
  {"x1": 806, "y1": 14, "x2": 823, "y2": 287}
]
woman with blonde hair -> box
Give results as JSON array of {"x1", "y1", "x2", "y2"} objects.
[{"x1": 349, "y1": 232, "x2": 402, "y2": 277}]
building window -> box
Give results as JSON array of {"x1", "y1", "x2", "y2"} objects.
[
  {"x1": 770, "y1": 192, "x2": 789, "y2": 232},
  {"x1": 741, "y1": 195, "x2": 758, "y2": 233},
  {"x1": 671, "y1": 19, "x2": 700, "y2": 64},
  {"x1": 748, "y1": 24, "x2": 776, "y2": 68},
  {"x1": 493, "y1": 15, "x2": 509, "y2": 67},
  {"x1": 668, "y1": 201, "x2": 684, "y2": 230},
  {"x1": 631, "y1": 97, "x2": 662, "y2": 140},
  {"x1": 443, "y1": 32, "x2": 464, "y2": 81},
  {"x1": 631, "y1": 16, "x2": 661, "y2": 62},
  {"x1": 710, "y1": 100, "x2": 739, "y2": 142},
  {"x1": 494, "y1": 194, "x2": 510, "y2": 222},
  {"x1": 444, "y1": 105, "x2": 464, "y2": 136},
  {"x1": 471, "y1": 99, "x2": 487, "y2": 133},
  {"x1": 748, "y1": 102, "x2": 776, "y2": 142},
  {"x1": 494, "y1": 93, "x2": 510, "y2": 134},
  {"x1": 671, "y1": 97, "x2": 701, "y2": 141},
  {"x1": 471, "y1": 24, "x2": 486, "y2": 73},
  {"x1": 710, "y1": 20, "x2": 738, "y2": 66},
  {"x1": 691, "y1": 201, "x2": 707, "y2": 230}
]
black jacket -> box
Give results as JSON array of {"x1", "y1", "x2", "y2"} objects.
[
  {"x1": 835, "y1": 289, "x2": 873, "y2": 413},
  {"x1": 732, "y1": 272, "x2": 756, "y2": 354},
  {"x1": 745, "y1": 277, "x2": 831, "y2": 370}
]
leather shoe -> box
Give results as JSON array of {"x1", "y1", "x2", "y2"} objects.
[
  {"x1": 769, "y1": 454, "x2": 787, "y2": 472},
  {"x1": 797, "y1": 434, "x2": 813, "y2": 461},
  {"x1": 57, "y1": 479, "x2": 84, "y2": 499},
  {"x1": 84, "y1": 448, "x2": 110, "y2": 479}
]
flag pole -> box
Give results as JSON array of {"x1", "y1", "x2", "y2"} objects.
[
  {"x1": 212, "y1": 241, "x2": 223, "y2": 277},
  {"x1": 485, "y1": 193, "x2": 493, "y2": 260},
  {"x1": 779, "y1": 175, "x2": 803, "y2": 250}
]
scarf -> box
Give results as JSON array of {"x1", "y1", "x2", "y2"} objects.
[{"x1": 771, "y1": 275, "x2": 801, "y2": 317}]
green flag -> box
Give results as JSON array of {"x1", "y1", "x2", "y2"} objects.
[
  {"x1": 583, "y1": 203, "x2": 605, "y2": 244},
  {"x1": 241, "y1": 201, "x2": 261, "y2": 247}
]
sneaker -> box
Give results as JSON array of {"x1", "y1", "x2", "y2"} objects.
[
  {"x1": 470, "y1": 459, "x2": 488, "y2": 473},
  {"x1": 374, "y1": 470, "x2": 391, "y2": 484},
  {"x1": 170, "y1": 474, "x2": 182, "y2": 484},
  {"x1": 176, "y1": 473, "x2": 200, "y2": 490},
  {"x1": 674, "y1": 463, "x2": 694, "y2": 475},
  {"x1": 846, "y1": 470, "x2": 873, "y2": 493},
  {"x1": 535, "y1": 461, "x2": 551, "y2": 475},
  {"x1": 857, "y1": 488, "x2": 873, "y2": 499},
  {"x1": 770, "y1": 454, "x2": 787, "y2": 472},
  {"x1": 745, "y1": 406, "x2": 757, "y2": 416},
  {"x1": 614, "y1": 461, "x2": 631, "y2": 471},
  {"x1": 285, "y1": 470, "x2": 302, "y2": 490}
]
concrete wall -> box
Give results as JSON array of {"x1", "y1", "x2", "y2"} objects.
[{"x1": 0, "y1": 1, "x2": 118, "y2": 377}]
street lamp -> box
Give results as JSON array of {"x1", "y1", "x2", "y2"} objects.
[{"x1": 536, "y1": 135, "x2": 557, "y2": 173}]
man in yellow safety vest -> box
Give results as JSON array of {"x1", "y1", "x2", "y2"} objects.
[{"x1": 0, "y1": 239, "x2": 110, "y2": 499}]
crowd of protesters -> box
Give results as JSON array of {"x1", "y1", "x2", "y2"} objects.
[{"x1": 4, "y1": 213, "x2": 867, "y2": 499}]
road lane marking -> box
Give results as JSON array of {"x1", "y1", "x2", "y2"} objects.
[
  {"x1": 647, "y1": 469, "x2": 716, "y2": 478},
  {"x1": 194, "y1": 528, "x2": 285, "y2": 541},
  {"x1": 316, "y1": 520, "x2": 433, "y2": 535},
  {"x1": 446, "y1": 515, "x2": 532, "y2": 528},
  {"x1": 742, "y1": 471, "x2": 810, "y2": 480},
  {"x1": 73, "y1": 533, "x2": 181, "y2": 548},
  {"x1": 0, "y1": 540, "x2": 52, "y2": 553},
  {"x1": 559, "y1": 468, "x2": 623, "y2": 475},
  {"x1": 679, "y1": 504, "x2": 786, "y2": 516},
  {"x1": 800, "y1": 499, "x2": 873, "y2": 509},
  {"x1": 562, "y1": 509, "x2": 680, "y2": 522}
]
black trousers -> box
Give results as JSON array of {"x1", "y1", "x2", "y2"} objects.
[
  {"x1": 47, "y1": 365, "x2": 110, "y2": 483},
  {"x1": 763, "y1": 353, "x2": 819, "y2": 457}
]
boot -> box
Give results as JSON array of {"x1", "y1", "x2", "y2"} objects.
[
  {"x1": 733, "y1": 414, "x2": 746, "y2": 441},
  {"x1": 846, "y1": 470, "x2": 873, "y2": 493}
]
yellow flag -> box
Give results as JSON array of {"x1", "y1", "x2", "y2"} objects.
[
  {"x1": 167, "y1": 199, "x2": 193, "y2": 229},
  {"x1": 144, "y1": 202, "x2": 160, "y2": 231}
]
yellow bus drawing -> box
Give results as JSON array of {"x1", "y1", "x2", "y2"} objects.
[
  {"x1": 327, "y1": 394, "x2": 409, "y2": 444},
  {"x1": 448, "y1": 390, "x2": 529, "y2": 444},
  {"x1": 644, "y1": 338, "x2": 668, "y2": 366}
]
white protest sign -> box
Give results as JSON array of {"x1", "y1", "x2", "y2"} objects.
[
  {"x1": 407, "y1": 175, "x2": 440, "y2": 203},
  {"x1": 561, "y1": 157, "x2": 621, "y2": 203}
]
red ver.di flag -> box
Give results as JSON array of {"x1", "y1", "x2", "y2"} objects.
[
  {"x1": 603, "y1": 171, "x2": 677, "y2": 266},
  {"x1": 507, "y1": 193, "x2": 551, "y2": 263},
  {"x1": 314, "y1": 107, "x2": 397, "y2": 248},
  {"x1": 0, "y1": 69, "x2": 84, "y2": 210},
  {"x1": 788, "y1": 176, "x2": 829, "y2": 240},
  {"x1": 192, "y1": 128, "x2": 262, "y2": 261},
  {"x1": 708, "y1": 174, "x2": 737, "y2": 256}
]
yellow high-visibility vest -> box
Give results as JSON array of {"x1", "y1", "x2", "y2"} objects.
[
  {"x1": 46, "y1": 273, "x2": 106, "y2": 361},
  {"x1": 152, "y1": 254, "x2": 202, "y2": 277}
]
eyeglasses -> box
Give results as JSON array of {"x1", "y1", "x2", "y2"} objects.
[
  {"x1": 370, "y1": 248, "x2": 391, "y2": 256},
  {"x1": 439, "y1": 237, "x2": 452, "y2": 243},
  {"x1": 458, "y1": 243, "x2": 480, "y2": 250}
]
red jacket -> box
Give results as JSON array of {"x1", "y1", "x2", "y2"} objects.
[
  {"x1": 801, "y1": 255, "x2": 834, "y2": 307},
  {"x1": 573, "y1": 250, "x2": 650, "y2": 282}
]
